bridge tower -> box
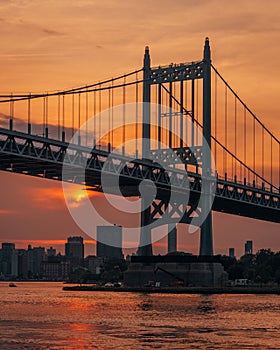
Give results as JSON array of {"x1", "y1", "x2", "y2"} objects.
[
  {"x1": 200, "y1": 38, "x2": 213, "y2": 256},
  {"x1": 138, "y1": 46, "x2": 153, "y2": 256},
  {"x1": 137, "y1": 39, "x2": 214, "y2": 256}
]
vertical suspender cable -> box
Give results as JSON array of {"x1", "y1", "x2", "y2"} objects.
[
  {"x1": 191, "y1": 79, "x2": 195, "y2": 147},
  {"x1": 99, "y1": 84, "x2": 101, "y2": 149},
  {"x1": 169, "y1": 81, "x2": 172, "y2": 148},
  {"x1": 154, "y1": 84, "x2": 157, "y2": 143},
  {"x1": 111, "y1": 80, "x2": 114, "y2": 150},
  {"x1": 253, "y1": 117, "x2": 256, "y2": 184},
  {"x1": 214, "y1": 74, "x2": 217, "y2": 168},
  {"x1": 45, "y1": 93, "x2": 48, "y2": 138},
  {"x1": 28, "y1": 94, "x2": 31, "y2": 134},
  {"x1": 9, "y1": 93, "x2": 13, "y2": 130},
  {"x1": 43, "y1": 96, "x2": 46, "y2": 137},
  {"x1": 158, "y1": 83, "x2": 161, "y2": 149},
  {"x1": 185, "y1": 80, "x2": 188, "y2": 144},
  {"x1": 244, "y1": 107, "x2": 246, "y2": 181},
  {"x1": 278, "y1": 143, "x2": 280, "y2": 190},
  {"x1": 180, "y1": 80, "x2": 184, "y2": 148},
  {"x1": 262, "y1": 127, "x2": 264, "y2": 179},
  {"x1": 93, "y1": 90, "x2": 96, "y2": 147},
  {"x1": 86, "y1": 88, "x2": 88, "y2": 147},
  {"x1": 58, "y1": 95, "x2": 60, "y2": 140},
  {"x1": 195, "y1": 79, "x2": 199, "y2": 144},
  {"x1": 122, "y1": 76, "x2": 126, "y2": 155},
  {"x1": 165, "y1": 84, "x2": 168, "y2": 144},
  {"x1": 62, "y1": 94, "x2": 65, "y2": 142},
  {"x1": 78, "y1": 92, "x2": 81, "y2": 145},
  {"x1": 270, "y1": 136, "x2": 273, "y2": 185},
  {"x1": 108, "y1": 87, "x2": 111, "y2": 151},
  {"x1": 234, "y1": 96, "x2": 237, "y2": 178},
  {"x1": 173, "y1": 82, "x2": 176, "y2": 147},
  {"x1": 72, "y1": 94, "x2": 75, "y2": 138},
  {"x1": 135, "y1": 73, "x2": 138, "y2": 157},
  {"x1": 224, "y1": 84, "x2": 228, "y2": 177}
]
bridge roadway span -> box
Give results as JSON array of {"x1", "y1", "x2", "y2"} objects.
[{"x1": 0, "y1": 128, "x2": 279, "y2": 224}]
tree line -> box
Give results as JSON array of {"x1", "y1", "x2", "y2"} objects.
[{"x1": 220, "y1": 249, "x2": 280, "y2": 284}]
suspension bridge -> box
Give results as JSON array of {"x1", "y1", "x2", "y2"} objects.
[{"x1": 0, "y1": 38, "x2": 279, "y2": 256}]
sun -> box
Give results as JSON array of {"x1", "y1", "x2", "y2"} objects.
[{"x1": 63, "y1": 185, "x2": 97, "y2": 208}]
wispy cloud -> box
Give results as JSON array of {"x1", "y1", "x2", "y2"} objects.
[{"x1": 0, "y1": 209, "x2": 17, "y2": 215}]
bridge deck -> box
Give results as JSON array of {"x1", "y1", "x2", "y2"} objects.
[{"x1": 0, "y1": 128, "x2": 279, "y2": 224}]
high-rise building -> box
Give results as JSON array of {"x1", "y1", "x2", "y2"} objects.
[
  {"x1": 28, "y1": 247, "x2": 46, "y2": 278},
  {"x1": 84, "y1": 255, "x2": 104, "y2": 274},
  {"x1": 65, "y1": 236, "x2": 84, "y2": 263},
  {"x1": 96, "y1": 226, "x2": 123, "y2": 260},
  {"x1": 41, "y1": 256, "x2": 71, "y2": 281},
  {"x1": 229, "y1": 248, "x2": 235, "y2": 258},
  {"x1": 47, "y1": 246, "x2": 56, "y2": 257},
  {"x1": 17, "y1": 249, "x2": 28, "y2": 279},
  {"x1": 0, "y1": 243, "x2": 18, "y2": 277},
  {"x1": 245, "y1": 240, "x2": 253, "y2": 255}
]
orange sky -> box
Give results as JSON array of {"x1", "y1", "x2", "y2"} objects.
[{"x1": 0, "y1": 0, "x2": 280, "y2": 257}]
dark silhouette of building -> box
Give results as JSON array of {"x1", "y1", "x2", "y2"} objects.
[
  {"x1": 65, "y1": 236, "x2": 84, "y2": 266},
  {"x1": 84, "y1": 255, "x2": 103, "y2": 274},
  {"x1": 41, "y1": 255, "x2": 70, "y2": 281},
  {"x1": 245, "y1": 240, "x2": 253, "y2": 255},
  {"x1": 17, "y1": 249, "x2": 28, "y2": 279},
  {"x1": 27, "y1": 246, "x2": 46, "y2": 278},
  {"x1": 65, "y1": 236, "x2": 84, "y2": 259},
  {"x1": 47, "y1": 246, "x2": 56, "y2": 257},
  {"x1": 229, "y1": 248, "x2": 235, "y2": 258},
  {"x1": 0, "y1": 243, "x2": 18, "y2": 277},
  {"x1": 96, "y1": 226, "x2": 123, "y2": 260}
]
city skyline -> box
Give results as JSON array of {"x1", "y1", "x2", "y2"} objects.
[{"x1": 0, "y1": 0, "x2": 280, "y2": 257}]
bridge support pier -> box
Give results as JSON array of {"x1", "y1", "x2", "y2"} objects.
[
  {"x1": 168, "y1": 224, "x2": 177, "y2": 253},
  {"x1": 138, "y1": 198, "x2": 153, "y2": 256},
  {"x1": 199, "y1": 207, "x2": 213, "y2": 256}
]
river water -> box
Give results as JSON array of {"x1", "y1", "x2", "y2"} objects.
[{"x1": 0, "y1": 282, "x2": 279, "y2": 349}]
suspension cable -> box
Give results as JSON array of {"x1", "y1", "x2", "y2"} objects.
[
  {"x1": 168, "y1": 81, "x2": 278, "y2": 190},
  {"x1": 0, "y1": 68, "x2": 143, "y2": 100},
  {"x1": 212, "y1": 64, "x2": 280, "y2": 145}
]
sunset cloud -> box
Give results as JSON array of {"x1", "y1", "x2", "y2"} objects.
[{"x1": 0, "y1": 209, "x2": 17, "y2": 215}]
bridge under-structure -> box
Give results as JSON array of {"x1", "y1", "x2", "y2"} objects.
[{"x1": 0, "y1": 38, "x2": 279, "y2": 257}]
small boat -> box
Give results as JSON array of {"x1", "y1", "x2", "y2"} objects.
[{"x1": 9, "y1": 282, "x2": 17, "y2": 287}]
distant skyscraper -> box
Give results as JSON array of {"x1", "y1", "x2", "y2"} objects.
[
  {"x1": 96, "y1": 226, "x2": 123, "y2": 260},
  {"x1": 245, "y1": 240, "x2": 253, "y2": 255},
  {"x1": 17, "y1": 249, "x2": 28, "y2": 279},
  {"x1": 29, "y1": 247, "x2": 46, "y2": 277},
  {"x1": 65, "y1": 236, "x2": 84, "y2": 261},
  {"x1": 229, "y1": 248, "x2": 235, "y2": 258},
  {"x1": 47, "y1": 246, "x2": 56, "y2": 257},
  {"x1": 0, "y1": 243, "x2": 18, "y2": 277}
]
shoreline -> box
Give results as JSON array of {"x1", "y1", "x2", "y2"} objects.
[{"x1": 62, "y1": 285, "x2": 280, "y2": 294}]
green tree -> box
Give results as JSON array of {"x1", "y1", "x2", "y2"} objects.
[
  {"x1": 227, "y1": 262, "x2": 244, "y2": 280},
  {"x1": 275, "y1": 269, "x2": 280, "y2": 286}
]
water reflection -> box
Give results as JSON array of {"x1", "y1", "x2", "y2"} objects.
[
  {"x1": 0, "y1": 283, "x2": 279, "y2": 349},
  {"x1": 197, "y1": 295, "x2": 216, "y2": 313},
  {"x1": 138, "y1": 294, "x2": 153, "y2": 311}
]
